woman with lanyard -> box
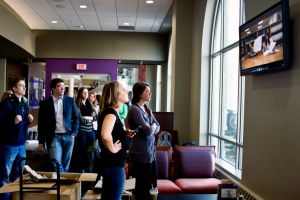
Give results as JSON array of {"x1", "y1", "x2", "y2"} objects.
[{"x1": 127, "y1": 82, "x2": 160, "y2": 195}]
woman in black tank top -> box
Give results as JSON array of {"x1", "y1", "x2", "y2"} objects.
[{"x1": 97, "y1": 81, "x2": 136, "y2": 200}]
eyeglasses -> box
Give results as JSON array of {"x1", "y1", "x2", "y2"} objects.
[{"x1": 56, "y1": 85, "x2": 65, "y2": 89}]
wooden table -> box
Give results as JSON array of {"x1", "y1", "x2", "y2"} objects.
[{"x1": 242, "y1": 47, "x2": 283, "y2": 70}]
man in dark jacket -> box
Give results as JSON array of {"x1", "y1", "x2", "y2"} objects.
[
  {"x1": 37, "y1": 78, "x2": 79, "y2": 172},
  {"x1": 0, "y1": 77, "x2": 33, "y2": 200}
]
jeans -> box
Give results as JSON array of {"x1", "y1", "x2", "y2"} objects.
[
  {"x1": 49, "y1": 134, "x2": 74, "y2": 172},
  {"x1": 248, "y1": 52, "x2": 256, "y2": 58},
  {"x1": 133, "y1": 160, "x2": 157, "y2": 194},
  {"x1": 101, "y1": 166, "x2": 125, "y2": 200},
  {"x1": 0, "y1": 144, "x2": 26, "y2": 200},
  {"x1": 71, "y1": 130, "x2": 95, "y2": 173}
]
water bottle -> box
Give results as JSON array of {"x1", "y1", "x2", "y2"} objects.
[
  {"x1": 33, "y1": 130, "x2": 38, "y2": 140},
  {"x1": 29, "y1": 131, "x2": 33, "y2": 140}
]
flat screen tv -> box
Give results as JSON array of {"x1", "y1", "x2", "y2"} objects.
[{"x1": 239, "y1": 0, "x2": 290, "y2": 76}]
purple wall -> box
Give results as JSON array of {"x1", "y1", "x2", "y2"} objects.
[{"x1": 45, "y1": 58, "x2": 118, "y2": 98}]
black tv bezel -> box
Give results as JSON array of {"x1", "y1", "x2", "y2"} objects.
[{"x1": 239, "y1": 0, "x2": 290, "y2": 76}]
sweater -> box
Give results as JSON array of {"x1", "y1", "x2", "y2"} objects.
[{"x1": 128, "y1": 104, "x2": 160, "y2": 163}]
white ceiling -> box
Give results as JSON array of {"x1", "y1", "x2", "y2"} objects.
[{"x1": 4, "y1": 0, "x2": 173, "y2": 32}]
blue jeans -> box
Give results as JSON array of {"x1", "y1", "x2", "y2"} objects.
[
  {"x1": 101, "y1": 166, "x2": 125, "y2": 200},
  {"x1": 49, "y1": 134, "x2": 74, "y2": 172},
  {"x1": 0, "y1": 144, "x2": 26, "y2": 200}
]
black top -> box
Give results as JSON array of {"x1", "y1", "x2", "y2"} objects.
[{"x1": 98, "y1": 108, "x2": 126, "y2": 167}]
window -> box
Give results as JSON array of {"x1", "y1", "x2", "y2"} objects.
[{"x1": 209, "y1": 0, "x2": 245, "y2": 171}]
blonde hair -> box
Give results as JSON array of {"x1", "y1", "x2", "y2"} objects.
[
  {"x1": 1, "y1": 90, "x2": 13, "y2": 102},
  {"x1": 89, "y1": 91, "x2": 98, "y2": 107},
  {"x1": 98, "y1": 81, "x2": 120, "y2": 119}
]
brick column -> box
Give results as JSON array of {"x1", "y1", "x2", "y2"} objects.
[{"x1": 138, "y1": 65, "x2": 147, "y2": 82}]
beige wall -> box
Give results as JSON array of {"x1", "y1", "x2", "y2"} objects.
[
  {"x1": 171, "y1": 0, "x2": 193, "y2": 143},
  {"x1": 241, "y1": 0, "x2": 300, "y2": 199},
  {"x1": 0, "y1": 2, "x2": 35, "y2": 56},
  {"x1": 146, "y1": 65, "x2": 157, "y2": 111},
  {"x1": 32, "y1": 30, "x2": 168, "y2": 61},
  {"x1": 161, "y1": 62, "x2": 168, "y2": 111}
]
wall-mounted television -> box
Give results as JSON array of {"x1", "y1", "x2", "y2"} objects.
[{"x1": 239, "y1": 0, "x2": 290, "y2": 76}]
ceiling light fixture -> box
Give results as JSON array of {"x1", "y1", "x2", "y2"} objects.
[
  {"x1": 124, "y1": 23, "x2": 129, "y2": 25},
  {"x1": 80, "y1": 5, "x2": 87, "y2": 8},
  {"x1": 52, "y1": 21, "x2": 58, "y2": 23},
  {"x1": 146, "y1": 0, "x2": 154, "y2": 4}
]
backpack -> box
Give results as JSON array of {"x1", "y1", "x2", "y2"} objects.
[
  {"x1": 87, "y1": 139, "x2": 101, "y2": 174},
  {"x1": 157, "y1": 131, "x2": 172, "y2": 147}
]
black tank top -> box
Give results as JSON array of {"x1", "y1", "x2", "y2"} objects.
[{"x1": 98, "y1": 108, "x2": 126, "y2": 167}]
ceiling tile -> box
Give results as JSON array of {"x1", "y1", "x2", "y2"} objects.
[
  {"x1": 82, "y1": 21, "x2": 100, "y2": 25},
  {"x1": 97, "y1": 10, "x2": 116, "y2": 16},
  {"x1": 159, "y1": 6, "x2": 169, "y2": 12},
  {"x1": 117, "y1": 11, "x2": 136, "y2": 17},
  {"x1": 101, "y1": 26, "x2": 118, "y2": 31},
  {"x1": 93, "y1": 0, "x2": 115, "y2": 4},
  {"x1": 135, "y1": 26, "x2": 152, "y2": 32},
  {"x1": 49, "y1": 24, "x2": 69, "y2": 30},
  {"x1": 117, "y1": 16, "x2": 136, "y2": 22},
  {"x1": 34, "y1": 23, "x2": 52, "y2": 29},
  {"x1": 94, "y1": 4, "x2": 116, "y2": 11},
  {"x1": 98, "y1": 16, "x2": 117, "y2": 21},
  {"x1": 161, "y1": 0, "x2": 173, "y2": 7},
  {"x1": 116, "y1": 0, "x2": 138, "y2": 5},
  {"x1": 154, "y1": 21, "x2": 162, "y2": 26},
  {"x1": 19, "y1": 14, "x2": 42, "y2": 20},
  {"x1": 100, "y1": 21, "x2": 117, "y2": 26},
  {"x1": 154, "y1": 17, "x2": 164, "y2": 22},
  {"x1": 43, "y1": 19, "x2": 65, "y2": 25},
  {"x1": 50, "y1": 3, "x2": 74, "y2": 10},
  {"x1": 63, "y1": 20, "x2": 82, "y2": 26},
  {"x1": 139, "y1": 0, "x2": 162, "y2": 6},
  {"x1": 136, "y1": 17, "x2": 155, "y2": 23},
  {"x1": 35, "y1": 8, "x2": 56, "y2": 15},
  {"x1": 68, "y1": 26, "x2": 85, "y2": 30},
  {"x1": 85, "y1": 27, "x2": 101, "y2": 31},
  {"x1": 79, "y1": 15, "x2": 98, "y2": 20},
  {"x1": 75, "y1": 10, "x2": 97, "y2": 15},
  {"x1": 151, "y1": 27, "x2": 160, "y2": 32},
  {"x1": 156, "y1": 12, "x2": 166, "y2": 18},
  {"x1": 137, "y1": 12, "x2": 156, "y2": 17},
  {"x1": 117, "y1": 21, "x2": 135, "y2": 26},
  {"x1": 27, "y1": 2, "x2": 52, "y2": 9},
  {"x1": 138, "y1": 5, "x2": 159, "y2": 12},
  {"x1": 69, "y1": 0, "x2": 93, "y2": 3},
  {"x1": 116, "y1": 5, "x2": 137, "y2": 11},
  {"x1": 56, "y1": 9, "x2": 77, "y2": 15},
  {"x1": 136, "y1": 22, "x2": 153, "y2": 26},
  {"x1": 59, "y1": 15, "x2": 80, "y2": 20},
  {"x1": 40, "y1": 14, "x2": 61, "y2": 20},
  {"x1": 26, "y1": 0, "x2": 47, "y2": 3}
]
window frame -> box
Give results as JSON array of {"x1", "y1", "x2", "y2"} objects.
[{"x1": 208, "y1": 0, "x2": 245, "y2": 171}]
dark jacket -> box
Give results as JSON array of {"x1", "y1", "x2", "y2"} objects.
[
  {"x1": 38, "y1": 96, "x2": 79, "y2": 149},
  {"x1": 128, "y1": 104, "x2": 160, "y2": 163},
  {"x1": 0, "y1": 95, "x2": 30, "y2": 146}
]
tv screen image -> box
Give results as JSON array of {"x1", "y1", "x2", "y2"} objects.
[{"x1": 239, "y1": 0, "x2": 290, "y2": 76}]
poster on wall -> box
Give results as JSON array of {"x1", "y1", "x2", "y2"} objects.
[{"x1": 29, "y1": 78, "x2": 44, "y2": 108}]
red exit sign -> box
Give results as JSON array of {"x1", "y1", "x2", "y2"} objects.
[{"x1": 77, "y1": 64, "x2": 86, "y2": 70}]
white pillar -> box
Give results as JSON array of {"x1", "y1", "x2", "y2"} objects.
[
  {"x1": 68, "y1": 77, "x2": 74, "y2": 97},
  {"x1": 78, "y1": 82, "x2": 82, "y2": 90}
]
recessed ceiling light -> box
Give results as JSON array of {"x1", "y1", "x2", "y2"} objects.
[
  {"x1": 80, "y1": 5, "x2": 87, "y2": 8},
  {"x1": 52, "y1": 21, "x2": 58, "y2": 23},
  {"x1": 146, "y1": 0, "x2": 154, "y2": 4},
  {"x1": 124, "y1": 23, "x2": 130, "y2": 25}
]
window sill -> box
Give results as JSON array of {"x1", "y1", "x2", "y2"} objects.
[{"x1": 215, "y1": 157, "x2": 242, "y2": 180}]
